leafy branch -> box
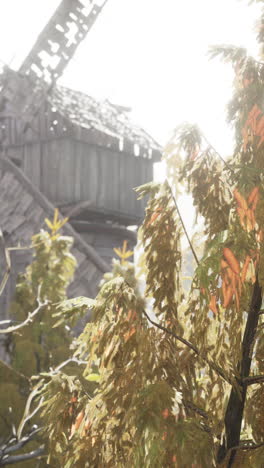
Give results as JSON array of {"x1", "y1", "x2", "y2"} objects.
[
  {"x1": 142, "y1": 308, "x2": 232, "y2": 385},
  {"x1": 0, "y1": 289, "x2": 49, "y2": 334}
]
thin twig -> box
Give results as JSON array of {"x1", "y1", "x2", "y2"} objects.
[
  {"x1": 17, "y1": 385, "x2": 43, "y2": 439},
  {"x1": 182, "y1": 398, "x2": 209, "y2": 420},
  {"x1": 166, "y1": 180, "x2": 199, "y2": 266},
  {"x1": 0, "y1": 228, "x2": 35, "y2": 298},
  {"x1": 49, "y1": 356, "x2": 87, "y2": 375},
  {"x1": 202, "y1": 134, "x2": 234, "y2": 174},
  {"x1": 142, "y1": 308, "x2": 232, "y2": 385},
  {"x1": 0, "y1": 297, "x2": 49, "y2": 334},
  {"x1": 142, "y1": 308, "x2": 198, "y2": 353}
]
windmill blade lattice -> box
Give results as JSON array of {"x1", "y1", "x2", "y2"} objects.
[{"x1": 0, "y1": 0, "x2": 108, "y2": 146}]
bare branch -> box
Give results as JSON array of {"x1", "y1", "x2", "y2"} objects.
[
  {"x1": 166, "y1": 180, "x2": 200, "y2": 266},
  {"x1": 49, "y1": 356, "x2": 87, "y2": 375},
  {"x1": 0, "y1": 447, "x2": 45, "y2": 466},
  {"x1": 243, "y1": 374, "x2": 264, "y2": 385},
  {"x1": 223, "y1": 439, "x2": 264, "y2": 466},
  {"x1": 3, "y1": 428, "x2": 41, "y2": 455},
  {"x1": 0, "y1": 426, "x2": 44, "y2": 467},
  {"x1": 0, "y1": 230, "x2": 33, "y2": 298},
  {"x1": 182, "y1": 398, "x2": 209, "y2": 420},
  {"x1": 17, "y1": 385, "x2": 44, "y2": 440},
  {"x1": 202, "y1": 133, "x2": 234, "y2": 176},
  {"x1": 142, "y1": 308, "x2": 198, "y2": 352},
  {"x1": 238, "y1": 441, "x2": 264, "y2": 451},
  {"x1": 0, "y1": 295, "x2": 49, "y2": 334}
]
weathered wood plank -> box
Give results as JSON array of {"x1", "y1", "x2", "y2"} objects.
[
  {"x1": 23, "y1": 142, "x2": 42, "y2": 188},
  {"x1": 80, "y1": 143, "x2": 98, "y2": 204}
]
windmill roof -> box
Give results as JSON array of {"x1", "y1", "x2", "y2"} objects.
[{"x1": 49, "y1": 85, "x2": 161, "y2": 155}]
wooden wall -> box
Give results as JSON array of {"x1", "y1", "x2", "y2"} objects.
[{"x1": 21, "y1": 138, "x2": 153, "y2": 222}]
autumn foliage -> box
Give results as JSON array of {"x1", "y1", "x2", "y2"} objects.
[{"x1": 6, "y1": 2, "x2": 264, "y2": 467}]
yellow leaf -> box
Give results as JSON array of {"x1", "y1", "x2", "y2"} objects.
[
  {"x1": 44, "y1": 218, "x2": 54, "y2": 230},
  {"x1": 113, "y1": 248, "x2": 122, "y2": 256},
  {"x1": 53, "y1": 208, "x2": 59, "y2": 226},
  {"x1": 113, "y1": 240, "x2": 133, "y2": 265},
  {"x1": 123, "y1": 250, "x2": 134, "y2": 259},
  {"x1": 57, "y1": 217, "x2": 69, "y2": 230}
]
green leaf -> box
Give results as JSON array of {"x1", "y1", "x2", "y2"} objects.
[{"x1": 85, "y1": 373, "x2": 101, "y2": 383}]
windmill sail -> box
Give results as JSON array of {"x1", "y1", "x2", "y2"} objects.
[
  {"x1": 0, "y1": 0, "x2": 108, "y2": 144},
  {"x1": 20, "y1": 0, "x2": 108, "y2": 83}
]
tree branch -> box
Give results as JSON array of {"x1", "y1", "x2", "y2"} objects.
[
  {"x1": 243, "y1": 374, "x2": 264, "y2": 385},
  {"x1": 0, "y1": 426, "x2": 44, "y2": 467},
  {"x1": 238, "y1": 441, "x2": 264, "y2": 451},
  {"x1": 222, "y1": 439, "x2": 264, "y2": 466},
  {"x1": 142, "y1": 308, "x2": 198, "y2": 353},
  {"x1": 217, "y1": 279, "x2": 262, "y2": 466},
  {"x1": 142, "y1": 308, "x2": 232, "y2": 385},
  {"x1": 2, "y1": 428, "x2": 41, "y2": 455},
  {"x1": 182, "y1": 398, "x2": 209, "y2": 420},
  {"x1": 17, "y1": 387, "x2": 43, "y2": 440},
  {"x1": 0, "y1": 447, "x2": 45, "y2": 466},
  {"x1": 0, "y1": 294, "x2": 49, "y2": 334},
  {"x1": 0, "y1": 231, "x2": 33, "y2": 298},
  {"x1": 202, "y1": 133, "x2": 234, "y2": 176},
  {"x1": 166, "y1": 180, "x2": 200, "y2": 266}
]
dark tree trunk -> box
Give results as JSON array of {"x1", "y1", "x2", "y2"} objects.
[{"x1": 217, "y1": 279, "x2": 262, "y2": 466}]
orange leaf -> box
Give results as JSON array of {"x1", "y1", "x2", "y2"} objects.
[
  {"x1": 221, "y1": 260, "x2": 234, "y2": 286},
  {"x1": 248, "y1": 187, "x2": 259, "y2": 207},
  {"x1": 257, "y1": 133, "x2": 264, "y2": 148},
  {"x1": 127, "y1": 310, "x2": 137, "y2": 321},
  {"x1": 223, "y1": 248, "x2": 240, "y2": 275},
  {"x1": 250, "y1": 104, "x2": 262, "y2": 120},
  {"x1": 234, "y1": 189, "x2": 248, "y2": 211},
  {"x1": 246, "y1": 209, "x2": 255, "y2": 231},
  {"x1": 257, "y1": 229, "x2": 263, "y2": 243},
  {"x1": 223, "y1": 285, "x2": 233, "y2": 308},
  {"x1": 237, "y1": 207, "x2": 247, "y2": 229},
  {"x1": 209, "y1": 295, "x2": 217, "y2": 315},
  {"x1": 162, "y1": 408, "x2": 169, "y2": 419},
  {"x1": 190, "y1": 145, "x2": 200, "y2": 160},
  {"x1": 256, "y1": 117, "x2": 264, "y2": 135},
  {"x1": 124, "y1": 326, "x2": 136, "y2": 342},
  {"x1": 147, "y1": 209, "x2": 162, "y2": 226},
  {"x1": 70, "y1": 410, "x2": 84, "y2": 438}
]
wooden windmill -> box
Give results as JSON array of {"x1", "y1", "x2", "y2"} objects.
[{"x1": 0, "y1": 0, "x2": 161, "y2": 327}]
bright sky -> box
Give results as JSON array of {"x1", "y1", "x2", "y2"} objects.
[
  {"x1": 0, "y1": 0, "x2": 262, "y2": 234},
  {"x1": 0, "y1": 0, "x2": 261, "y2": 151}
]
